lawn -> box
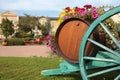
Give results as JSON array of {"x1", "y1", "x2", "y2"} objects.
[{"x1": 0, "y1": 57, "x2": 119, "y2": 80}]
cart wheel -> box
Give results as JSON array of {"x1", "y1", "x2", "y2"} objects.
[{"x1": 79, "y1": 6, "x2": 120, "y2": 80}]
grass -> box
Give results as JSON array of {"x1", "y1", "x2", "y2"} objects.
[{"x1": 0, "y1": 57, "x2": 119, "y2": 80}]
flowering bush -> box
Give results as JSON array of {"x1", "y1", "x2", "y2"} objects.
[
  {"x1": 46, "y1": 34, "x2": 56, "y2": 53},
  {"x1": 58, "y1": 4, "x2": 99, "y2": 25}
]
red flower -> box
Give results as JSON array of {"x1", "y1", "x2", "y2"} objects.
[
  {"x1": 65, "y1": 7, "x2": 70, "y2": 12},
  {"x1": 74, "y1": 7, "x2": 81, "y2": 12},
  {"x1": 84, "y1": 4, "x2": 92, "y2": 9},
  {"x1": 80, "y1": 8, "x2": 85, "y2": 11}
]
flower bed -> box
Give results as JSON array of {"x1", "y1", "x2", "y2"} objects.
[{"x1": 24, "y1": 38, "x2": 48, "y2": 45}]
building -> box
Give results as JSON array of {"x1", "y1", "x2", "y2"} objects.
[
  {"x1": 0, "y1": 11, "x2": 19, "y2": 38},
  {"x1": 0, "y1": 11, "x2": 59, "y2": 33},
  {"x1": 0, "y1": 11, "x2": 19, "y2": 26},
  {"x1": 0, "y1": 11, "x2": 59, "y2": 38},
  {"x1": 39, "y1": 16, "x2": 59, "y2": 34},
  {"x1": 0, "y1": 11, "x2": 19, "y2": 32},
  {"x1": 49, "y1": 17, "x2": 59, "y2": 33},
  {"x1": 0, "y1": 12, "x2": 2, "y2": 24},
  {"x1": 111, "y1": 13, "x2": 120, "y2": 23}
]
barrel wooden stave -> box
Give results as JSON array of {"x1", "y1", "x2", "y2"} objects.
[{"x1": 55, "y1": 18, "x2": 95, "y2": 63}]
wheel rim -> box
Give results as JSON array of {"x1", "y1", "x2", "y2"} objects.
[{"x1": 79, "y1": 6, "x2": 120, "y2": 80}]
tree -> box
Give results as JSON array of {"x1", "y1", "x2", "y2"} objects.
[
  {"x1": 98, "y1": 5, "x2": 114, "y2": 15},
  {"x1": 1, "y1": 18, "x2": 14, "y2": 38},
  {"x1": 104, "y1": 18, "x2": 120, "y2": 50},
  {"x1": 18, "y1": 14, "x2": 40, "y2": 33},
  {"x1": 41, "y1": 18, "x2": 51, "y2": 37}
]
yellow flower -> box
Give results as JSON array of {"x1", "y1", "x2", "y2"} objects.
[
  {"x1": 58, "y1": 18, "x2": 64, "y2": 25},
  {"x1": 71, "y1": 9, "x2": 75, "y2": 13},
  {"x1": 59, "y1": 10, "x2": 66, "y2": 17},
  {"x1": 2, "y1": 41, "x2": 7, "y2": 46},
  {"x1": 58, "y1": 10, "x2": 67, "y2": 25}
]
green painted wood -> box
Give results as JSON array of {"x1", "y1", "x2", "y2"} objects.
[
  {"x1": 114, "y1": 75, "x2": 120, "y2": 80},
  {"x1": 100, "y1": 23, "x2": 120, "y2": 48},
  {"x1": 41, "y1": 50, "x2": 117, "y2": 76},
  {"x1": 41, "y1": 61, "x2": 80, "y2": 75},
  {"x1": 41, "y1": 6, "x2": 120, "y2": 79},
  {"x1": 79, "y1": 6, "x2": 120, "y2": 80},
  {"x1": 86, "y1": 51, "x2": 118, "y2": 69}
]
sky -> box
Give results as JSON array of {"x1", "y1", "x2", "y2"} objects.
[{"x1": 0, "y1": 0, "x2": 120, "y2": 17}]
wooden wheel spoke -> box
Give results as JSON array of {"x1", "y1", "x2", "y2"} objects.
[
  {"x1": 87, "y1": 66, "x2": 120, "y2": 78},
  {"x1": 100, "y1": 23, "x2": 120, "y2": 48},
  {"x1": 114, "y1": 74, "x2": 120, "y2": 80},
  {"x1": 84, "y1": 56, "x2": 120, "y2": 65},
  {"x1": 88, "y1": 38, "x2": 120, "y2": 58},
  {"x1": 79, "y1": 6, "x2": 120, "y2": 80}
]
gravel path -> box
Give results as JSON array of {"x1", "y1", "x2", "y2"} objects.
[{"x1": 0, "y1": 45, "x2": 51, "y2": 57}]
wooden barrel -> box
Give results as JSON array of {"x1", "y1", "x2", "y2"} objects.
[{"x1": 55, "y1": 18, "x2": 95, "y2": 63}]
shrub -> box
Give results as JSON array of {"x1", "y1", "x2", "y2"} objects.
[
  {"x1": 23, "y1": 37, "x2": 34, "y2": 41},
  {"x1": 15, "y1": 32, "x2": 34, "y2": 38},
  {"x1": 46, "y1": 34, "x2": 57, "y2": 54},
  {"x1": 7, "y1": 38, "x2": 25, "y2": 46},
  {"x1": 100, "y1": 18, "x2": 120, "y2": 50}
]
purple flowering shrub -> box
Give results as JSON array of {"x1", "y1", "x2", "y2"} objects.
[{"x1": 46, "y1": 34, "x2": 56, "y2": 53}]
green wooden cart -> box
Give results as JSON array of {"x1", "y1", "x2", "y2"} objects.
[{"x1": 41, "y1": 6, "x2": 120, "y2": 80}]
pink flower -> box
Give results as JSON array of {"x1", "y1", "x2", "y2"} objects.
[
  {"x1": 81, "y1": 11, "x2": 86, "y2": 16},
  {"x1": 51, "y1": 47, "x2": 56, "y2": 53},
  {"x1": 92, "y1": 8, "x2": 98, "y2": 13},
  {"x1": 47, "y1": 42, "x2": 52, "y2": 47},
  {"x1": 92, "y1": 13, "x2": 99, "y2": 19},
  {"x1": 63, "y1": 15, "x2": 68, "y2": 19},
  {"x1": 46, "y1": 34, "x2": 52, "y2": 40}
]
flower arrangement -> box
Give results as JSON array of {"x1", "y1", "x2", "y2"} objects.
[
  {"x1": 47, "y1": 5, "x2": 101, "y2": 54},
  {"x1": 58, "y1": 4, "x2": 99, "y2": 25}
]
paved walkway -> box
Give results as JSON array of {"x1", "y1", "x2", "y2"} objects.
[{"x1": 0, "y1": 45, "x2": 51, "y2": 57}]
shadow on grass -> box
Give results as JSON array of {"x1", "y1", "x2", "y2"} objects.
[
  {"x1": 41, "y1": 72, "x2": 82, "y2": 80},
  {"x1": 41, "y1": 68, "x2": 119, "y2": 80}
]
